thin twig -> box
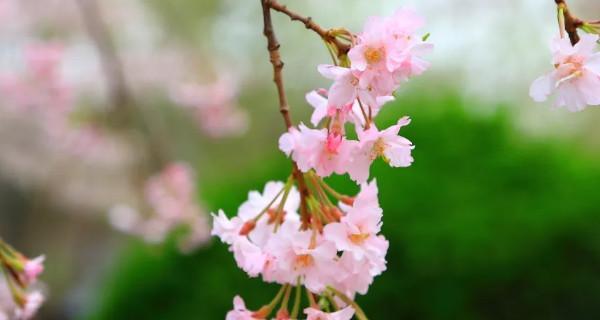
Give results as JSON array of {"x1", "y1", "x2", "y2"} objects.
[
  {"x1": 75, "y1": 0, "x2": 131, "y2": 110},
  {"x1": 76, "y1": 0, "x2": 169, "y2": 170},
  {"x1": 260, "y1": 0, "x2": 311, "y2": 228},
  {"x1": 266, "y1": 0, "x2": 350, "y2": 56}
]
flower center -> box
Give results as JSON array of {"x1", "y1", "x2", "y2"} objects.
[
  {"x1": 325, "y1": 133, "x2": 343, "y2": 154},
  {"x1": 364, "y1": 47, "x2": 384, "y2": 65},
  {"x1": 348, "y1": 233, "x2": 370, "y2": 245},
  {"x1": 371, "y1": 138, "x2": 387, "y2": 160},
  {"x1": 294, "y1": 254, "x2": 315, "y2": 269},
  {"x1": 555, "y1": 56, "x2": 585, "y2": 81}
]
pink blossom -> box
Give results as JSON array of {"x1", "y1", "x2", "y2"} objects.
[
  {"x1": 317, "y1": 65, "x2": 383, "y2": 109},
  {"x1": 348, "y1": 15, "x2": 395, "y2": 73},
  {"x1": 226, "y1": 296, "x2": 259, "y2": 320},
  {"x1": 530, "y1": 34, "x2": 600, "y2": 111},
  {"x1": 324, "y1": 181, "x2": 386, "y2": 260},
  {"x1": 0, "y1": 43, "x2": 72, "y2": 116},
  {"x1": 211, "y1": 209, "x2": 245, "y2": 245},
  {"x1": 111, "y1": 163, "x2": 210, "y2": 253},
  {"x1": 331, "y1": 252, "x2": 376, "y2": 296},
  {"x1": 344, "y1": 8, "x2": 432, "y2": 99},
  {"x1": 304, "y1": 306, "x2": 355, "y2": 320},
  {"x1": 212, "y1": 181, "x2": 307, "y2": 280},
  {"x1": 238, "y1": 181, "x2": 300, "y2": 246},
  {"x1": 385, "y1": 9, "x2": 433, "y2": 80},
  {"x1": 279, "y1": 124, "x2": 356, "y2": 178},
  {"x1": 170, "y1": 75, "x2": 249, "y2": 137},
  {"x1": 348, "y1": 117, "x2": 414, "y2": 183},
  {"x1": 232, "y1": 238, "x2": 267, "y2": 277},
  {"x1": 305, "y1": 90, "x2": 333, "y2": 126},
  {"x1": 23, "y1": 256, "x2": 45, "y2": 284},
  {"x1": 14, "y1": 291, "x2": 44, "y2": 320},
  {"x1": 265, "y1": 227, "x2": 337, "y2": 293}
]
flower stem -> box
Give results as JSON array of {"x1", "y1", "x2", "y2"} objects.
[
  {"x1": 257, "y1": 284, "x2": 288, "y2": 317},
  {"x1": 357, "y1": 98, "x2": 371, "y2": 129},
  {"x1": 315, "y1": 174, "x2": 347, "y2": 201},
  {"x1": 306, "y1": 287, "x2": 318, "y2": 308},
  {"x1": 290, "y1": 281, "x2": 302, "y2": 319},
  {"x1": 253, "y1": 184, "x2": 287, "y2": 222},
  {"x1": 327, "y1": 286, "x2": 369, "y2": 320},
  {"x1": 278, "y1": 284, "x2": 293, "y2": 314}
]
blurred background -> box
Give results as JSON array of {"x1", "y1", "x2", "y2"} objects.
[{"x1": 1, "y1": 0, "x2": 600, "y2": 319}]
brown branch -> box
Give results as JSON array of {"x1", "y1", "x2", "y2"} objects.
[
  {"x1": 555, "y1": 0, "x2": 583, "y2": 45},
  {"x1": 75, "y1": 0, "x2": 132, "y2": 110},
  {"x1": 260, "y1": 0, "x2": 311, "y2": 227},
  {"x1": 266, "y1": 0, "x2": 350, "y2": 56},
  {"x1": 76, "y1": 0, "x2": 170, "y2": 172}
]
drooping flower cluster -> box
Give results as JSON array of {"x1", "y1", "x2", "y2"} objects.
[
  {"x1": 0, "y1": 240, "x2": 45, "y2": 320},
  {"x1": 170, "y1": 75, "x2": 249, "y2": 138},
  {"x1": 213, "y1": 180, "x2": 386, "y2": 296},
  {"x1": 530, "y1": 34, "x2": 600, "y2": 111},
  {"x1": 110, "y1": 162, "x2": 210, "y2": 253},
  {"x1": 280, "y1": 8, "x2": 431, "y2": 184},
  {"x1": 213, "y1": 5, "x2": 431, "y2": 319}
]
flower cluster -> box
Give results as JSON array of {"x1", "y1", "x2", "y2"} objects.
[
  {"x1": 213, "y1": 6, "x2": 431, "y2": 319},
  {"x1": 530, "y1": 33, "x2": 600, "y2": 111},
  {"x1": 0, "y1": 240, "x2": 45, "y2": 320},
  {"x1": 213, "y1": 180, "x2": 385, "y2": 296},
  {"x1": 110, "y1": 162, "x2": 210, "y2": 253},
  {"x1": 280, "y1": 8, "x2": 431, "y2": 184}
]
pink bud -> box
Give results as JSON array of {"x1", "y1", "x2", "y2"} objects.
[{"x1": 23, "y1": 256, "x2": 45, "y2": 284}]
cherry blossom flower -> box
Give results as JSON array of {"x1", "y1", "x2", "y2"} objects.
[
  {"x1": 304, "y1": 306, "x2": 355, "y2": 320},
  {"x1": 530, "y1": 34, "x2": 600, "y2": 111},
  {"x1": 305, "y1": 89, "x2": 333, "y2": 126},
  {"x1": 110, "y1": 163, "x2": 210, "y2": 253},
  {"x1": 226, "y1": 296, "x2": 259, "y2": 320},
  {"x1": 23, "y1": 256, "x2": 45, "y2": 285},
  {"x1": 348, "y1": 117, "x2": 414, "y2": 183},
  {"x1": 0, "y1": 44, "x2": 72, "y2": 116},
  {"x1": 14, "y1": 291, "x2": 44, "y2": 320},
  {"x1": 324, "y1": 181, "x2": 387, "y2": 260},
  {"x1": 232, "y1": 237, "x2": 268, "y2": 277},
  {"x1": 279, "y1": 124, "x2": 356, "y2": 178},
  {"x1": 211, "y1": 209, "x2": 245, "y2": 245},
  {"x1": 170, "y1": 75, "x2": 249, "y2": 138},
  {"x1": 317, "y1": 65, "x2": 382, "y2": 109},
  {"x1": 265, "y1": 227, "x2": 337, "y2": 293}
]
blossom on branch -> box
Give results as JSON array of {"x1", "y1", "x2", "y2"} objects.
[
  {"x1": 530, "y1": 34, "x2": 600, "y2": 111},
  {"x1": 217, "y1": 3, "x2": 431, "y2": 318}
]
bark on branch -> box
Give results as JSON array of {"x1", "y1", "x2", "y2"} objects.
[
  {"x1": 260, "y1": 0, "x2": 311, "y2": 227},
  {"x1": 555, "y1": 0, "x2": 583, "y2": 45}
]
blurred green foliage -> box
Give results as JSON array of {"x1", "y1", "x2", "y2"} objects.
[{"x1": 85, "y1": 93, "x2": 600, "y2": 320}]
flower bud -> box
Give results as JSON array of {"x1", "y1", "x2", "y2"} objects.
[
  {"x1": 276, "y1": 309, "x2": 290, "y2": 320},
  {"x1": 239, "y1": 220, "x2": 256, "y2": 236},
  {"x1": 340, "y1": 196, "x2": 354, "y2": 206}
]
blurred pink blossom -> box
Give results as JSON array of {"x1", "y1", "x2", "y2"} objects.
[
  {"x1": 110, "y1": 162, "x2": 210, "y2": 253},
  {"x1": 170, "y1": 75, "x2": 249, "y2": 138}
]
